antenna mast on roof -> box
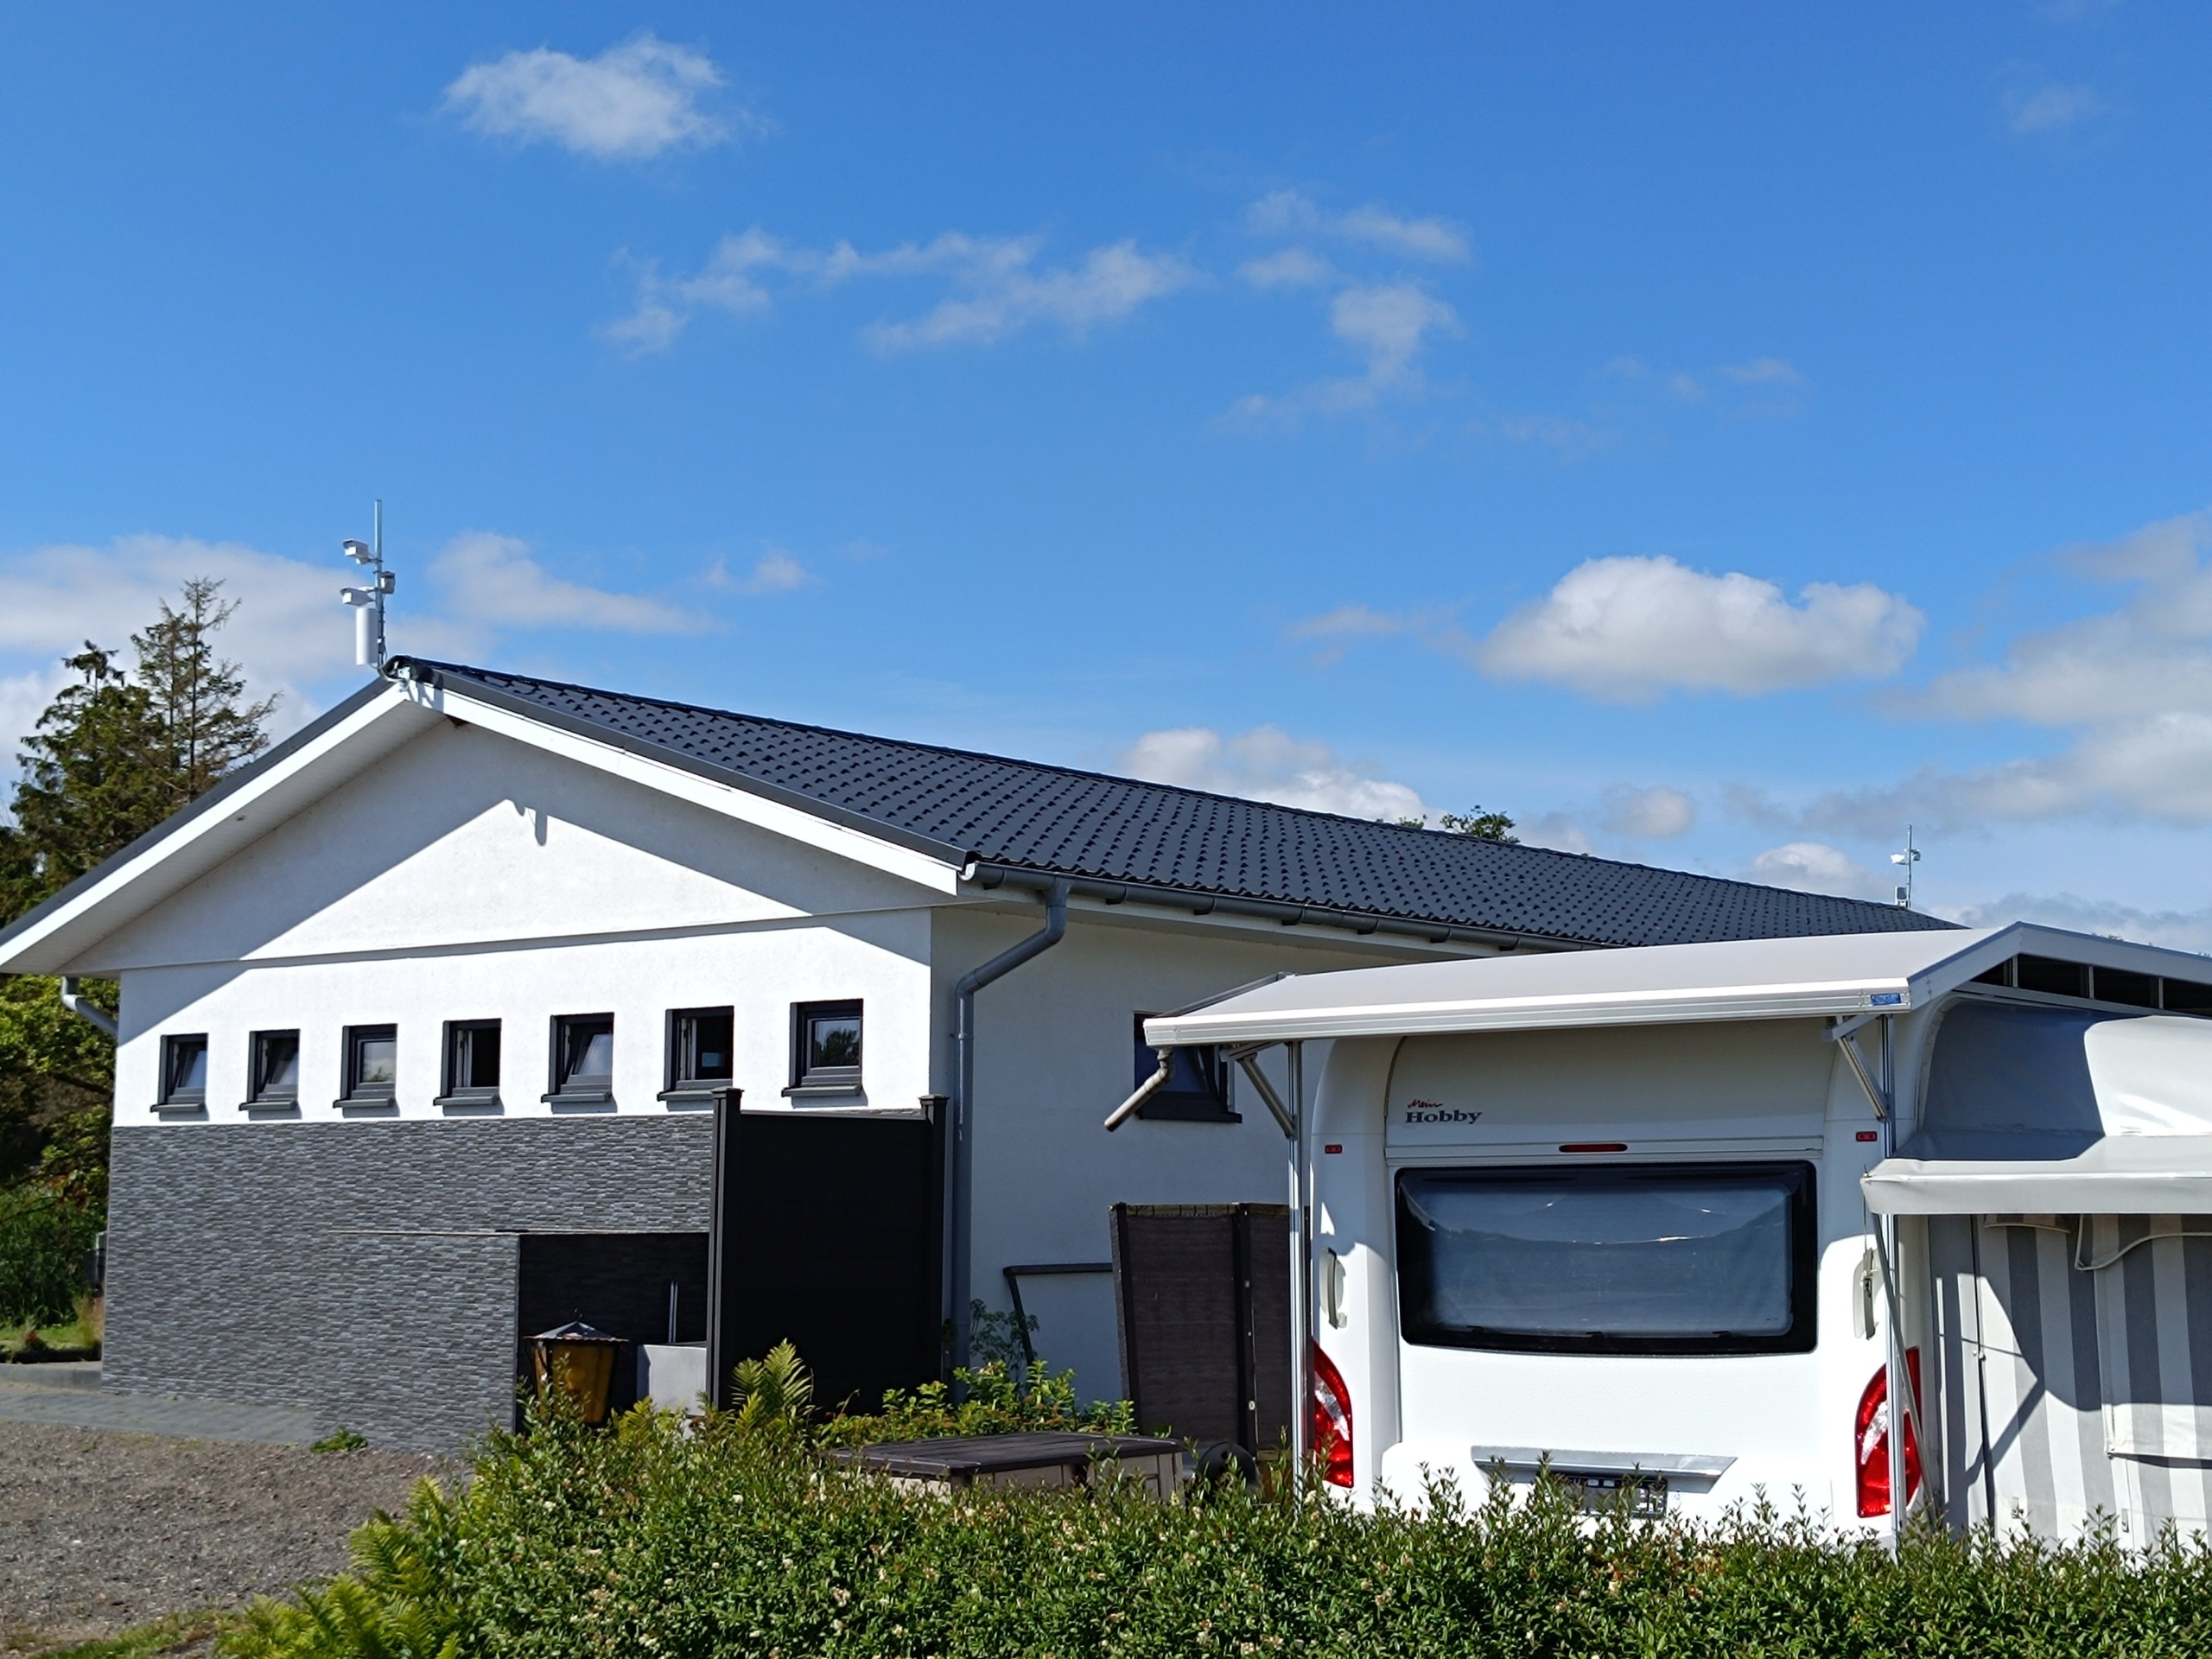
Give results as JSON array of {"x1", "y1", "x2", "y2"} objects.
[
  {"x1": 339, "y1": 499, "x2": 396, "y2": 671},
  {"x1": 1891, "y1": 825, "x2": 1920, "y2": 910}
]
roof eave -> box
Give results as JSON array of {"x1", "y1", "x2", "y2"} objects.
[{"x1": 0, "y1": 677, "x2": 427, "y2": 975}]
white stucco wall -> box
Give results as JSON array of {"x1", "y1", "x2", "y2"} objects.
[
  {"x1": 936, "y1": 903, "x2": 1423, "y2": 1398},
  {"x1": 79, "y1": 713, "x2": 1482, "y2": 1411}
]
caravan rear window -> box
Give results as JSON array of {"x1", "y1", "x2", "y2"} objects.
[{"x1": 1395, "y1": 1162, "x2": 1816, "y2": 1357}]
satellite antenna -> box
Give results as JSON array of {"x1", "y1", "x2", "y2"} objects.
[
  {"x1": 338, "y1": 499, "x2": 395, "y2": 670},
  {"x1": 1891, "y1": 825, "x2": 1920, "y2": 909}
]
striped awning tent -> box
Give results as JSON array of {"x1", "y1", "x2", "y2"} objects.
[{"x1": 1870, "y1": 1001, "x2": 2212, "y2": 1541}]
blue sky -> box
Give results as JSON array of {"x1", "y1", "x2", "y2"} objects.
[{"x1": 4, "y1": 3, "x2": 2211, "y2": 940}]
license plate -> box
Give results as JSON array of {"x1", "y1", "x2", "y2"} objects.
[{"x1": 1560, "y1": 1471, "x2": 1668, "y2": 1517}]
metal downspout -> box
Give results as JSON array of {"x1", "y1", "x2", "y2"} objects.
[
  {"x1": 59, "y1": 976, "x2": 117, "y2": 1039},
  {"x1": 949, "y1": 878, "x2": 1071, "y2": 1379}
]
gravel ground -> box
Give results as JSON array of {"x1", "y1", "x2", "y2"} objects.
[{"x1": 0, "y1": 1421, "x2": 458, "y2": 1655}]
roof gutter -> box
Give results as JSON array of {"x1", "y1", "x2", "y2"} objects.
[{"x1": 965, "y1": 862, "x2": 1582, "y2": 956}]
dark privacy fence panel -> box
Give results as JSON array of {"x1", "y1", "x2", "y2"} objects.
[
  {"x1": 106, "y1": 1116, "x2": 714, "y2": 1451},
  {"x1": 1112, "y1": 1203, "x2": 1289, "y2": 1453},
  {"x1": 708, "y1": 1103, "x2": 944, "y2": 1417}
]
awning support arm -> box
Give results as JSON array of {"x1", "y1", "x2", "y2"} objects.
[
  {"x1": 1230, "y1": 1045, "x2": 1299, "y2": 1141},
  {"x1": 1830, "y1": 1016, "x2": 1891, "y2": 1121}
]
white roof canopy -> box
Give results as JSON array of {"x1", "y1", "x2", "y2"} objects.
[
  {"x1": 1143, "y1": 923, "x2": 2212, "y2": 1046},
  {"x1": 1146, "y1": 925, "x2": 2212, "y2": 1214}
]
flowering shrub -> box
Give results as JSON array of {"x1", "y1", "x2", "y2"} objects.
[{"x1": 223, "y1": 1389, "x2": 2212, "y2": 1659}]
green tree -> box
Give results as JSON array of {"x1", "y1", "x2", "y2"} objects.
[
  {"x1": 132, "y1": 577, "x2": 278, "y2": 807},
  {"x1": 0, "y1": 580, "x2": 276, "y2": 1188},
  {"x1": 1438, "y1": 806, "x2": 1518, "y2": 843},
  {"x1": 1391, "y1": 807, "x2": 1522, "y2": 842},
  {"x1": 1, "y1": 645, "x2": 172, "y2": 912}
]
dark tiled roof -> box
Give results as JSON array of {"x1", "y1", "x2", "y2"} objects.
[{"x1": 405, "y1": 659, "x2": 1957, "y2": 950}]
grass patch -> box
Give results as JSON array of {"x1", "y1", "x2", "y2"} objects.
[
  {"x1": 35, "y1": 1609, "x2": 233, "y2": 1658},
  {"x1": 308, "y1": 1428, "x2": 367, "y2": 1453},
  {"x1": 0, "y1": 1302, "x2": 100, "y2": 1361}
]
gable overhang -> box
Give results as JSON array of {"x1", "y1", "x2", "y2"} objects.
[
  {"x1": 0, "y1": 678, "x2": 438, "y2": 976},
  {"x1": 0, "y1": 666, "x2": 975, "y2": 978},
  {"x1": 1141, "y1": 923, "x2": 2212, "y2": 1046}
]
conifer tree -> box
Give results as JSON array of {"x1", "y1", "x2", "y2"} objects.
[{"x1": 0, "y1": 579, "x2": 277, "y2": 1188}]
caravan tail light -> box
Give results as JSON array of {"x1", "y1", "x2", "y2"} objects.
[
  {"x1": 1854, "y1": 1349, "x2": 1923, "y2": 1517},
  {"x1": 1310, "y1": 1343, "x2": 1355, "y2": 1488}
]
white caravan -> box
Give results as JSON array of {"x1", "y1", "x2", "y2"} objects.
[{"x1": 1139, "y1": 923, "x2": 2212, "y2": 1541}]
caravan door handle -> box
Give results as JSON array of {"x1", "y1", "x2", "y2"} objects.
[{"x1": 1322, "y1": 1248, "x2": 1348, "y2": 1328}]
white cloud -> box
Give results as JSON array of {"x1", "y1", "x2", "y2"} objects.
[
  {"x1": 430, "y1": 533, "x2": 704, "y2": 634},
  {"x1": 0, "y1": 664, "x2": 71, "y2": 776},
  {"x1": 1230, "y1": 282, "x2": 1459, "y2": 422},
  {"x1": 1244, "y1": 190, "x2": 1471, "y2": 263},
  {"x1": 1118, "y1": 725, "x2": 1428, "y2": 822},
  {"x1": 1948, "y1": 892, "x2": 2212, "y2": 955},
  {"x1": 442, "y1": 35, "x2": 741, "y2": 160},
  {"x1": 1721, "y1": 357, "x2": 1804, "y2": 385},
  {"x1": 0, "y1": 531, "x2": 718, "y2": 759},
  {"x1": 1490, "y1": 413, "x2": 1617, "y2": 461},
  {"x1": 2007, "y1": 82, "x2": 2101, "y2": 135},
  {"x1": 1746, "y1": 841, "x2": 1892, "y2": 901},
  {"x1": 1289, "y1": 603, "x2": 1412, "y2": 641},
  {"x1": 863, "y1": 239, "x2": 1192, "y2": 351},
  {"x1": 1815, "y1": 510, "x2": 2212, "y2": 827},
  {"x1": 0, "y1": 537, "x2": 373, "y2": 727},
  {"x1": 1601, "y1": 785, "x2": 1696, "y2": 839},
  {"x1": 1238, "y1": 248, "x2": 1336, "y2": 289},
  {"x1": 716, "y1": 548, "x2": 804, "y2": 593},
  {"x1": 607, "y1": 228, "x2": 1192, "y2": 355},
  {"x1": 1516, "y1": 812, "x2": 1596, "y2": 855},
  {"x1": 1472, "y1": 555, "x2": 1924, "y2": 702}
]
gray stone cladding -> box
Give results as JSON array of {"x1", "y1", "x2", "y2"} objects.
[{"x1": 105, "y1": 1114, "x2": 715, "y2": 1451}]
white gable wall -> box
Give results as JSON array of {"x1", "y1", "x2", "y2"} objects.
[{"x1": 99, "y1": 721, "x2": 944, "y2": 1118}]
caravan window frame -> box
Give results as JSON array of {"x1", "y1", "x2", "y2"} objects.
[{"x1": 1393, "y1": 1160, "x2": 1818, "y2": 1357}]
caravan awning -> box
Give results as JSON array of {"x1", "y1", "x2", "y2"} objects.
[
  {"x1": 1864, "y1": 1135, "x2": 2212, "y2": 1215},
  {"x1": 1864, "y1": 1001, "x2": 2212, "y2": 1215}
]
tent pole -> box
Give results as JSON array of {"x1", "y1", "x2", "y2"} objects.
[{"x1": 1287, "y1": 1040, "x2": 1310, "y2": 1490}]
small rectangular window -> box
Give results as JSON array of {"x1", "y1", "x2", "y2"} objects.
[
  {"x1": 161, "y1": 1033, "x2": 208, "y2": 1105},
  {"x1": 1132, "y1": 1015, "x2": 1237, "y2": 1122},
  {"x1": 343, "y1": 1025, "x2": 397, "y2": 1103},
  {"x1": 248, "y1": 1030, "x2": 299, "y2": 1104},
  {"x1": 667, "y1": 1007, "x2": 734, "y2": 1095},
  {"x1": 550, "y1": 1014, "x2": 615, "y2": 1100},
  {"x1": 790, "y1": 1001, "x2": 861, "y2": 1091},
  {"x1": 442, "y1": 1020, "x2": 502, "y2": 1103}
]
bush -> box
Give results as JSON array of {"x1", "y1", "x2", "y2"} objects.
[
  {"x1": 223, "y1": 1391, "x2": 2212, "y2": 1659},
  {"x1": 0, "y1": 1182, "x2": 101, "y2": 1325}
]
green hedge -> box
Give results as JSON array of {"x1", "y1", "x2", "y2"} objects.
[
  {"x1": 225, "y1": 1401, "x2": 2212, "y2": 1659},
  {"x1": 0, "y1": 1183, "x2": 100, "y2": 1325}
]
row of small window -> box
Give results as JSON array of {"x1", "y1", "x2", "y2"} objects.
[{"x1": 156, "y1": 1001, "x2": 864, "y2": 1109}]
